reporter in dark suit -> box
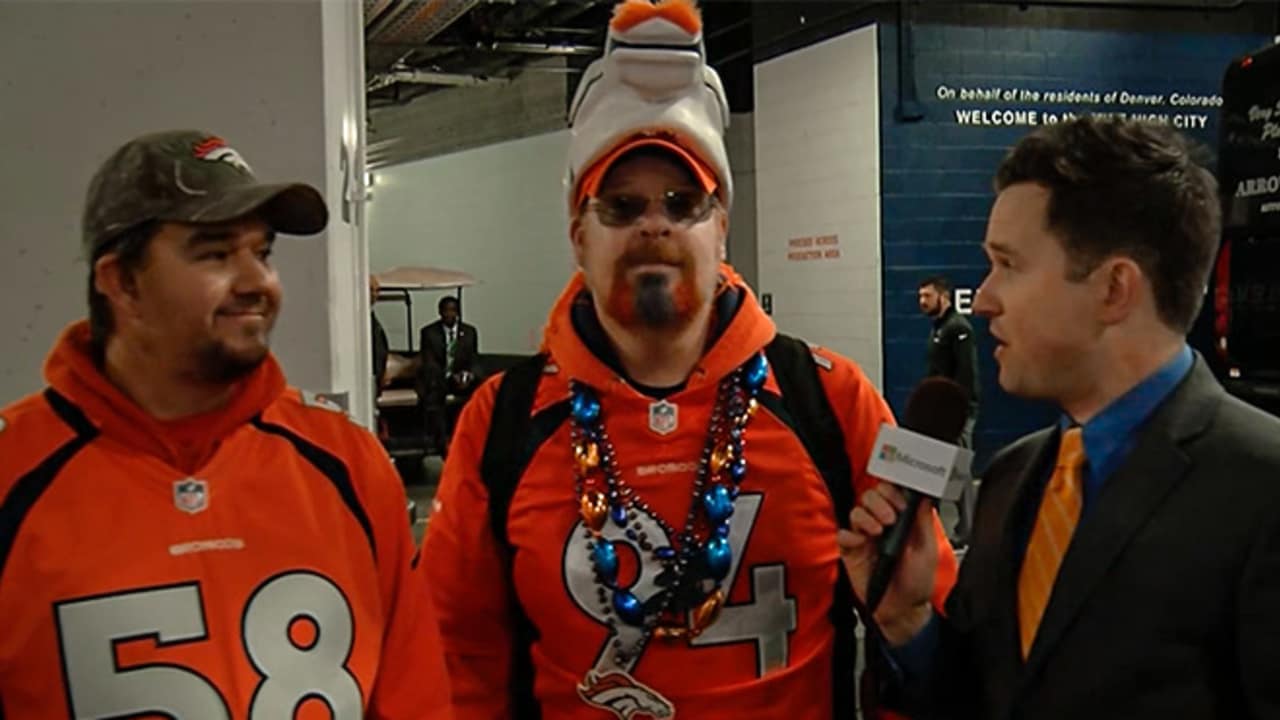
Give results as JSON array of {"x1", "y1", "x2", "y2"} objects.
[
  {"x1": 418, "y1": 295, "x2": 478, "y2": 452},
  {"x1": 840, "y1": 117, "x2": 1280, "y2": 719}
]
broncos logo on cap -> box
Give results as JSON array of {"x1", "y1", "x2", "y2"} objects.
[
  {"x1": 577, "y1": 669, "x2": 675, "y2": 719},
  {"x1": 192, "y1": 136, "x2": 253, "y2": 175}
]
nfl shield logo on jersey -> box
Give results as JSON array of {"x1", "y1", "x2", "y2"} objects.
[
  {"x1": 173, "y1": 478, "x2": 209, "y2": 514},
  {"x1": 648, "y1": 400, "x2": 678, "y2": 436}
]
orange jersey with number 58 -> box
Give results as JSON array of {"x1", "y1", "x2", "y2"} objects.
[{"x1": 0, "y1": 322, "x2": 451, "y2": 720}]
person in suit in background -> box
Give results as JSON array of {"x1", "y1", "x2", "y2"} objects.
[
  {"x1": 918, "y1": 273, "x2": 980, "y2": 547},
  {"x1": 370, "y1": 275, "x2": 389, "y2": 393},
  {"x1": 418, "y1": 295, "x2": 478, "y2": 452},
  {"x1": 839, "y1": 116, "x2": 1280, "y2": 719}
]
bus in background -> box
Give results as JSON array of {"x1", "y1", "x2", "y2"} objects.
[{"x1": 1212, "y1": 40, "x2": 1280, "y2": 416}]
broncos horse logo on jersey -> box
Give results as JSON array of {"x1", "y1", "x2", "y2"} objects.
[{"x1": 577, "y1": 670, "x2": 675, "y2": 720}]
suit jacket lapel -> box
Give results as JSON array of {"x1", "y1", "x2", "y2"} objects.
[
  {"x1": 430, "y1": 323, "x2": 446, "y2": 364},
  {"x1": 1020, "y1": 359, "x2": 1220, "y2": 682},
  {"x1": 990, "y1": 428, "x2": 1056, "y2": 672}
]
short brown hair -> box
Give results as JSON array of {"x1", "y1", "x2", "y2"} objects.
[
  {"x1": 88, "y1": 221, "x2": 157, "y2": 365},
  {"x1": 919, "y1": 275, "x2": 951, "y2": 294},
  {"x1": 994, "y1": 116, "x2": 1220, "y2": 332}
]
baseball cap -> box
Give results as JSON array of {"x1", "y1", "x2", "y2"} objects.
[
  {"x1": 566, "y1": 0, "x2": 732, "y2": 212},
  {"x1": 82, "y1": 130, "x2": 328, "y2": 257},
  {"x1": 573, "y1": 135, "x2": 719, "y2": 209}
]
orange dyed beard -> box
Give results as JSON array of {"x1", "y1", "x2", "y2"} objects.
[{"x1": 604, "y1": 236, "x2": 702, "y2": 331}]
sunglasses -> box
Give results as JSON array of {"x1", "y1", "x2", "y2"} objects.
[{"x1": 589, "y1": 190, "x2": 716, "y2": 227}]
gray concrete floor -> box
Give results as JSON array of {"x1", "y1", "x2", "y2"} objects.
[
  {"x1": 406, "y1": 455, "x2": 444, "y2": 546},
  {"x1": 939, "y1": 497, "x2": 962, "y2": 542}
]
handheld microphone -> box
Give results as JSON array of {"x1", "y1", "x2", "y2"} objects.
[{"x1": 864, "y1": 377, "x2": 971, "y2": 613}]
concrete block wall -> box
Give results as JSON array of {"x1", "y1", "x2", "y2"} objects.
[
  {"x1": 878, "y1": 23, "x2": 1271, "y2": 466},
  {"x1": 725, "y1": 113, "x2": 759, "y2": 291},
  {"x1": 367, "y1": 130, "x2": 575, "y2": 354},
  {"x1": 0, "y1": 1, "x2": 347, "y2": 406},
  {"x1": 754, "y1": 26, "x2": 883, "y2": 388}
]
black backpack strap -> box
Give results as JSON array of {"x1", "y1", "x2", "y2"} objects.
[
  {"x1": 760, "y1": 334, "x2": 862, "y2": 720},
  {"x1": 481, "y1": 353, "x2": 545, "y2": 544},
  {"x1": 761, "y1": 335, "x2": 855, "y2": 524},
  {"x1": 479, "y1": 355, "x2": 573, "y2": 545},
  {"x1": 478, "y1": 353, "x2": 571, "y2": 720}
]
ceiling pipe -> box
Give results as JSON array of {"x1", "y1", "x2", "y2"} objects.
[
  {"x1": 998, "y1": 0, "x2": 1245, "y2": 10},
  {"x1": 423, "y1": 40, "x2": 600, "y2": 55},
  {"x1": 522, "y1": 26, "x2": 600, "y2": 37},
  {"x1": 367, "y1": 68, "x2": 512, "y2": 92},
  {"x1": 520, "y1": 65, "x2": 585, "y2": 74}
]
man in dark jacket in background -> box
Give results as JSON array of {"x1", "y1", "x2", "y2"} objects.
[
  {"x1": 919, "y1": 274, "x2": 979, "y2": 546},
  {"x1": 370, "y1": 275, "x2": 389, "y2": 393},
  {"x1": 418, "y1": 295, "x2": 478, "y2": 453}
]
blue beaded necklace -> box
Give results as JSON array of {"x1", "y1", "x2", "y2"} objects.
[{"x1": 571, "y1": 351, "x2": 768, "y2": 662}]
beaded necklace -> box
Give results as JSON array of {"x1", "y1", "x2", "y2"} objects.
[{"x1": 571, "y1": 351, "x2": 768, "y2": 664}]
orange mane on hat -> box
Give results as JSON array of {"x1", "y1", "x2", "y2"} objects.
[{"x1": 610, "y1": 0, "x2": 701, "y2": 35}]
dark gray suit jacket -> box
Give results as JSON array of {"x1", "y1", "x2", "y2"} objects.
[
  {"x1": 420, "y1": 320, "x2": 478, "y2": 377},
  {"x1": 916, "y1": 357, "x2": 1280, "y2": 719}
]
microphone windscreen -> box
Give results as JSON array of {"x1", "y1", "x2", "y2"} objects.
[{"x1": 901, "y1": 376, "x2": 970, "y2": 443}]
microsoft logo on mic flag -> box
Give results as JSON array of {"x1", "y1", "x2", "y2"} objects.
[
  {"x1": 867, "y1": 423, "x2": 974, "y2": 502},
  {"x1": 879, "y1": 444, "x2": 946, "y2": 476}
]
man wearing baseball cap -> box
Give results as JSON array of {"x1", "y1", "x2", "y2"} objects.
[
  {"x1": 0, "y1": 130, "x2": 452, "y2": 718},
  {"x1": 421, "y1": 2, "x2": 956, "y2": 718}
]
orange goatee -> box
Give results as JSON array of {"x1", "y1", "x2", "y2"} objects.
[{"x1": 610, "y1": 0, "x2": 702, "y2": 35}]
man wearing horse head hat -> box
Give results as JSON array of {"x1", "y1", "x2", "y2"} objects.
[{"x1": 422, "y1": 2, "x2": 957, "y2": 717}]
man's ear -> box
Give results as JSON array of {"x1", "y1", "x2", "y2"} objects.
[{"x1": 1097, "y1": 256, "x2": 1146, "y2": 327}]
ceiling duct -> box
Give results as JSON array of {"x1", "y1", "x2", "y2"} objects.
[
  {"x1": 368, "y1": 68, "x2": 511, "y2": 92},
  {"x1": 365, "y1": 0, "x2": 484, "y2": 74},
  {"x1": 421, "y1": 40, "x2": 600, "y2": 56},
  {"x1": 369, "y1": 0, "x2": 483, "y2": 44}
]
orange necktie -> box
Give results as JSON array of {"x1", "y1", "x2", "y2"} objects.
[{"x1": 1017, "y1": 427, "x2": 1085, "y2": 658}]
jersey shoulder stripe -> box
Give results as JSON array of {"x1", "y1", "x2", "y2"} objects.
[
  {"x1": 249, "y1": 416, "x2": 377, "y2": 561},
  {"x1": 0, "y1": 390, "x2": 98, "y2": 585}
]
